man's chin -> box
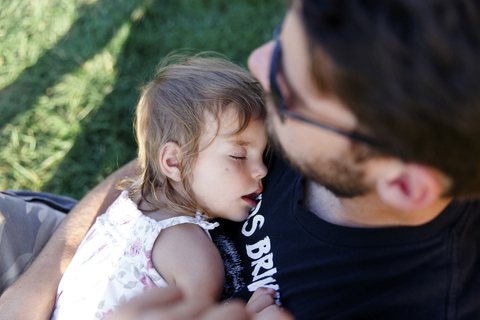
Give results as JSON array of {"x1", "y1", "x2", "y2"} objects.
[
  {"x1": 267, "y1": 126, "x2": 370, "y2": 199},
  {"x1": 294, "y1": 162, "x2": 370, "y2": 198}
]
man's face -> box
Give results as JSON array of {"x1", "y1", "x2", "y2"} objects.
[{"x1": 248, "y1": 7, "x2": 373, "y2": 197}]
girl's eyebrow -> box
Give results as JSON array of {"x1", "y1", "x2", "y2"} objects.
[{"x1": 228, "y1": 138, "x2": 253, "y2": 147}]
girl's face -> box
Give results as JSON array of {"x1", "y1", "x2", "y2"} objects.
[{"x1": 190, "y1": 108, "x2": 268, "y2": 221}]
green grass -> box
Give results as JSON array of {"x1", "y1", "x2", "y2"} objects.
[{"x1": 0, "y1": 0, "x2": 285, "y2": 199}]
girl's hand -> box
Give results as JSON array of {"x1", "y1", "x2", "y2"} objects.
[
  {"x1": 246, "y1": 288, "x2": 295, "y2": 320},
  {"x1": 245, "y1": 287, "x2": 276, "y2": 315}
]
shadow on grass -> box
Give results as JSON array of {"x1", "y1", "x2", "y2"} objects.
[
  {"x1": 0, "y1": 0, "x2": 146, "y2": 129},
  {"x1": 40, "y1": 0, "x2": 285, "y2": 199}
]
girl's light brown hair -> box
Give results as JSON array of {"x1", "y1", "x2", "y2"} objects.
[{"x1": 121, "y1": 52, "x2": 266, "y2": 217}]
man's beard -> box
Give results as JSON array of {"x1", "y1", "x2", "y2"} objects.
[{"x1": 266, "y1": 115, "x2": 372, "y2": 198}]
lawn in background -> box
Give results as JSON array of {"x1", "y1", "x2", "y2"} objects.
[{"x1": 0, "y1": 0, "x2": 285, "y2": 199}]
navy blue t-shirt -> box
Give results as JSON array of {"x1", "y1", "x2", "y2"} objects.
[{"x1": 212, "y1": 156, "x2": 480, "y2": 320}]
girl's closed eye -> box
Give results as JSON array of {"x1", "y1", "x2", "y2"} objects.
[
  {"x1": 230, "y1": 155, "x2": 247, "y2": 160},
  {"x1": 229, "y1": 146, "x2": 247, "y2": 160}
]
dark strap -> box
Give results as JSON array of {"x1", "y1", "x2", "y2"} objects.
[{"x1": 1, "y1": 190, "x2": 78, "y2": 213}]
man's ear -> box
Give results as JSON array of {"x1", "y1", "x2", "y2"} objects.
[
  {"x1": 159, "y1": 142, "x2": 182, "y2": 182},
  {"x1": 375, "y1": 163, "x2": 443, "y2": 211}
]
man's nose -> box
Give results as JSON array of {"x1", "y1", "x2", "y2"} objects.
[{"x1": 248, "y1": 40, "x2": 276, "y2": 93}]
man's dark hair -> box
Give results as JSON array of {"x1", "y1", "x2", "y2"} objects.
[{"x1": 301, "y1": 0, "x2": 480, "y2": 197}]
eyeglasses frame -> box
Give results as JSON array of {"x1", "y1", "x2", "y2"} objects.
[{"x1": 268, "y1": 24, "x2": 382, "y2": 149}]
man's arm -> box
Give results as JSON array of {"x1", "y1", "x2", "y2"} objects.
[
  {"x1": 109, "y1": 286, "x2": 295, "y2": 320},
  {"x1": 0, "y1": 160, "x2": 137, "y2": 320}
]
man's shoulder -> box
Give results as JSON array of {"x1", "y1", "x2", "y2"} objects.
[{"x1": 451, "y1": 197, "x2": 480, "y2": 227}]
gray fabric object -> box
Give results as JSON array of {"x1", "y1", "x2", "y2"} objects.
[{"x1": 0, "y1": 191, "x2": 70, "y2": 295}]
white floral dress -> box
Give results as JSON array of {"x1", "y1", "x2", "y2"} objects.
[{"x1": 51, "y1": 191, "x2": 218, "y2": 320}]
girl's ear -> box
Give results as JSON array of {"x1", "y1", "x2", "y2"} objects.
[
  {"x1": 159, "y1": 142, "x2": 182, "y2": 182},
  {"x1": 375, "y1": 162, "x2": 443, "y2": 211}
]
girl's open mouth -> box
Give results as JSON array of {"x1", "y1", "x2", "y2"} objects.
[{"x1": 241, "y1": 189, "x2": 262, "y2": 207}]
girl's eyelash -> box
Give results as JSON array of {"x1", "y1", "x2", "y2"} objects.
[{"x1": 230, "y1": 155, "x2": 247, "y2": 160}]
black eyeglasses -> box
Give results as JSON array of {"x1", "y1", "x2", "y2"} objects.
[{"x1": 269, "y1": 26, "x2": 382, "y2": 148}]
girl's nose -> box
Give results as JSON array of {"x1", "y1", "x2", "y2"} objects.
[{"x1": 253, "y1": 161, "x2": 268, "y2": 180}]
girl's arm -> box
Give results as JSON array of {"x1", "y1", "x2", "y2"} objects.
[
  {"x1": 152, "y1": 223, "x2": 225, "y2": 302},
  {"x1": 0, "y1": 160, "x2": 137, "y2": 320}
]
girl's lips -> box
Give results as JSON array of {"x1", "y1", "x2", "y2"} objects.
[
  {"x1": 242, "y1": 196, "x2": 258, "y2": 207},
  {"x1": 242, "y1": 188, "x2": 263, "y2": 207}
]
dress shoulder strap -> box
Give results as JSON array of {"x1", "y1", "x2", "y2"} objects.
[{"x1": 156, "y1": 212, "x2": 219, "y2": 240}]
